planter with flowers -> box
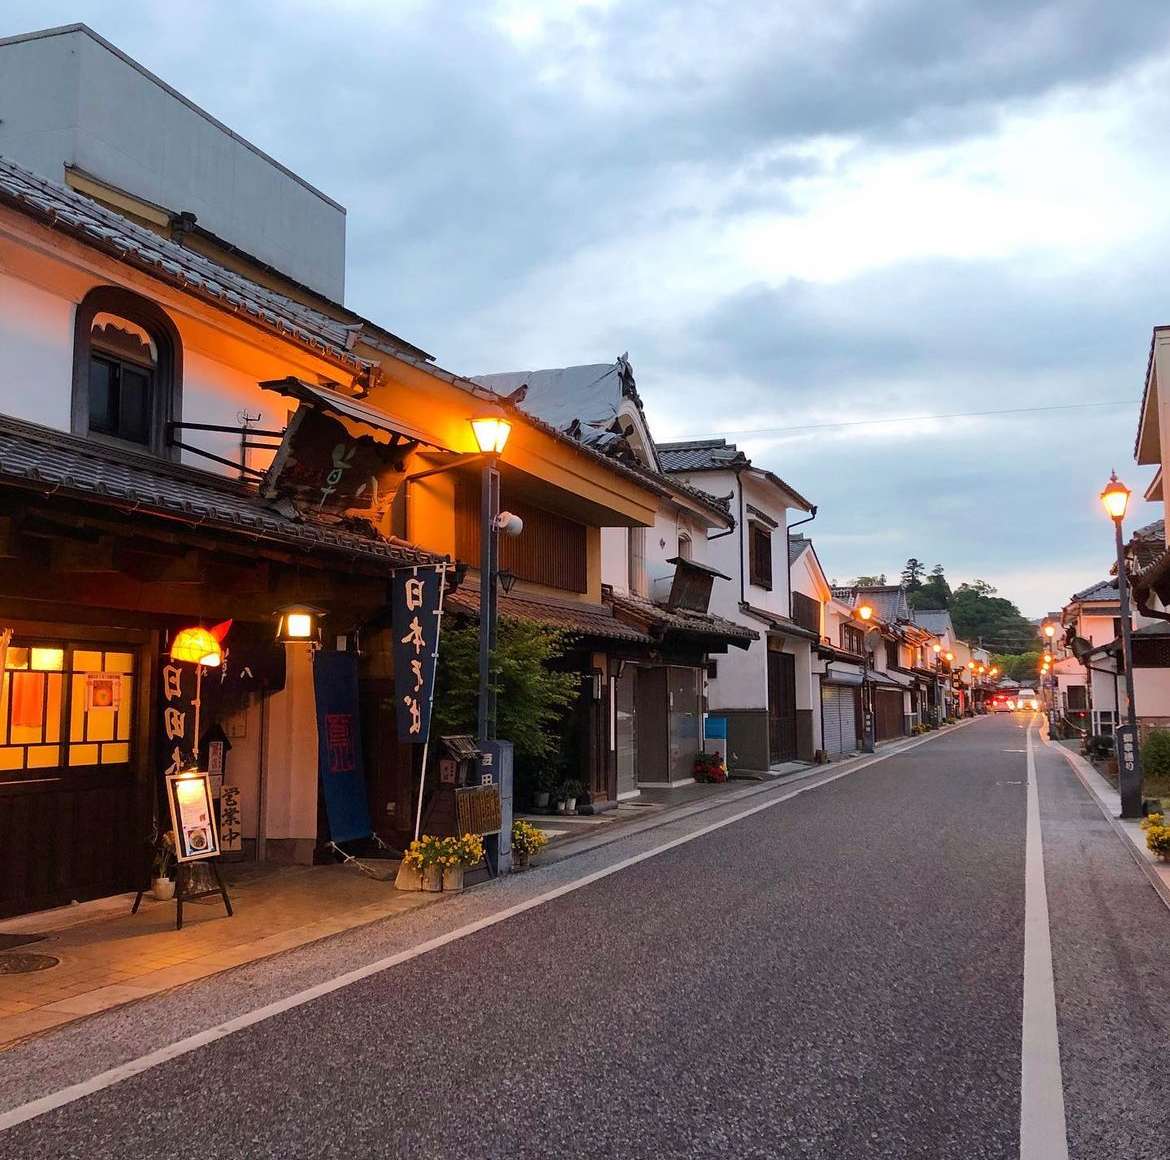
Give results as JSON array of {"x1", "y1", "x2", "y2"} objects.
[
  {"x1": 440, "y1": 833, "x2": 485, "y2": 892},
  {"x1": 399, "y1": 835, "x2": 447, "y2": 891},
  {"x1": 693, "y1": 750, "x2": 728, "y2": 784},
  {"x1": 1142, "y1": 813, "x2": 1170, "y2": 861},
  {"x1": 511, "y1": 819, "x2": 548, "y2": 868}
]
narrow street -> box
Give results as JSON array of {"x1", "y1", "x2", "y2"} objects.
[{"x1": 2, "y1": 716, "x2": 1168, "y2": 1158}]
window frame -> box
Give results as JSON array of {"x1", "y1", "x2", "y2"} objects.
[
  {"x1": 748, "y1": 522, "x2": 773, "y2": 590},
  {"x1": 72, "y1": 285, "x2": 183, "y2": 459}
]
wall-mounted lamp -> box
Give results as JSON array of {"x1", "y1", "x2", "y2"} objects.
[
  {"x1": 275, "y1": 604, "x2": 325, "y2": 645},
  {"x1": 171, "y1": 626, "x2": 223, "y2": 667},
  {"x1": 470, "y1": 404, "x2": 512, "y2": 455}
]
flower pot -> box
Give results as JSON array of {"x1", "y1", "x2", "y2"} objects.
[
  {"x1": 563, "y1": 797, "x2": 577, "y2": 812},
  {"x1": 442, "y1": 865, "x2": 465, "y2": 892},
  {"x1": 394, "y1": 863, "x2": 423, "y2": 891},
  {"x1": 151, "y1": 876, "x2": 175, "y2": 901},
  {"x1": 422, "y1": 864, "x2": 443, "y2": 892},
  {"x1": 514, "y1": 849, "x2": 530, "y2": 868},
  {"x1": 534, "y1": 791, "x2": 550, "y2": 808}
]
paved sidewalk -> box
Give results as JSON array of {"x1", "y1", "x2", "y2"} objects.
[
  {"x1": 0, "y1": 862, "x2": 436, "y2": 1048},
  {"x1": 0, "y1": 723, "x2": 965, "y2": 1050}
]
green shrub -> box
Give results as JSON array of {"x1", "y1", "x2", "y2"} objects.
[{"x1": 1142, "y1": 730, "x2": 1170, "y2": 778}]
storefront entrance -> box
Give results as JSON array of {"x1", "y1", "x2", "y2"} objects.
[{"x1": 0, "y1": 626, "x2": 151, "y2": 918}]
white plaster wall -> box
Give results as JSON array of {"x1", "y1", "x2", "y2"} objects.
[
  {"x1": 0, "y1": 28, "x2": 347, "y2": 299},
  {"x1": 0, "y1": 268, "x2": 74, "y2": 429},
  {"x1": 1081, "y1": 612, "x2": 1121, "y2": 648},
  {"x1": 262, "y1": 644, "x2": 319, "y2": 858},
  {"x1": 741, "y1": 472, "x2": 790, "y2": 617},
  {"x1": 1135, "y1": 667, "x2": 1170, "y2": 718},
  {"x1": 600, "y1": 525, "x2": 627, "y2": 591}
]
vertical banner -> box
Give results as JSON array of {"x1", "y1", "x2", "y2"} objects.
[
  {"x1": 391, "y1": 565, "x2": 446, "y2": 742},
  {"x1": 159, "y1": 656, "x2": 197, "y2": 778},
  {"x1": 312, "y1": 649, "x2": 374, "y2": 844}
]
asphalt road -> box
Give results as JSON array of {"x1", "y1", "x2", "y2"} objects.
[{"x1": 2, "y1": 716, "x2": 1169, "y2": 1158}]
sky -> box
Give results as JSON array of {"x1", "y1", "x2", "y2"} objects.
[{"x1": 4, "y1": 0, "x2": 1167, "y2": 617}]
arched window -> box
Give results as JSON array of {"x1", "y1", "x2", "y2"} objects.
[
  {"x1": 677, "y1": 532, "x2": 693, "y2": 560},
  {"x1": 72, "y1": 287, "x2": 182, "y2": 457}
]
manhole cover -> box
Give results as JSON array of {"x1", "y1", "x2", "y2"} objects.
[{"x1": 0, "y1": 952, "x2": 59, "y2": 974}]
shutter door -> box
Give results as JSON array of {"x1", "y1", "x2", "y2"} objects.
[{"x1": 821, "y1": 686, "x2": 856, "y2": 756}]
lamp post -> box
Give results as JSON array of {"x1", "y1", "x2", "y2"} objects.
[
  {"x1": 857, "y1": 602, "x2": 875, "y2": 752},
  {"x1": 1101, "y1": 471, "x2": 1142, "y2": 818},
  {"x1": 469, "y1": 405, "x2": 512, "y2": 744}
]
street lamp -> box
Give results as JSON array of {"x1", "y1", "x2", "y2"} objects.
[
  {"x1": 854, "y1": 604, "x2": 876, "y2": 752},
  {"x1": 470, "y1": 406, "x2": 513, "y2": 744},
  {"x1": 1100, "y1": 471, "x2": 1142, "y2": 817}
]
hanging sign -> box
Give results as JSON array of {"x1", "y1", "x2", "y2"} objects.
[
  {"x1": 219, "y1": 784, "x2": 243, "y2": 852},
  {"x1": 159, "y1": 656, "x2": 197, "y2": 777},
  {"x1": 260, "y1": 407, "x2": 404, "y2": 520},
  {"x1": 391, "y1": 565, "x2": 446, "y2": 743},
  {"x1": 165, "y1": 770, "x2": 220, "y2": 862}
]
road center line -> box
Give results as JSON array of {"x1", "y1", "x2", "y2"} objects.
[
  {"x1": 0, "y1": 727, "x2": 951, "y2": 1134},
  {"x1": 1019, "y1": 724, "x2": 1069, "y2": 1159}
]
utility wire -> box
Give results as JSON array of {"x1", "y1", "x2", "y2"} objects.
[{"x1": 700, "y1": 399, "x2": 1137, "y2": 439}]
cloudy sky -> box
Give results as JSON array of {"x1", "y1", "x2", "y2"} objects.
[{"x1": 6, "y1": 0, "x2": 1167, "y2": 616}]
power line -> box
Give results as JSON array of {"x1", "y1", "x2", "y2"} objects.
[{"x1": 699, "y1": 399, "x2": 1138, "y2": 439}]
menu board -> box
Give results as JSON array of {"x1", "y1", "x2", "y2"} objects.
[{"x1": 165, "y1": 770, "x2": 220, "y2": 863}]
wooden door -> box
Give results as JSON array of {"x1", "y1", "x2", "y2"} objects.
[
  {"x1": 767, "y1": 650, "x2": 798, "y2": 764},
  {"x1": 0, "y1": 632, "x2": 151, "y2": 918},
  {"x1": 636, "y1": 667, "x2": 669, "y2": 784},
  {"x1": 874, "y1": 689, "x2": 905, "y2": 741},
  {"x1": 614, "y1": 667, "x2": 637, "y2": 797}
]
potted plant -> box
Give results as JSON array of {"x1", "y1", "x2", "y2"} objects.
[
  {"x1": 151, "y1": 831, "x2": 177, "y2": 900},
  {"x1": 400, "y1": 835, "x2": 446, "y2": 892},
  {"x1": 533, "y1": 766, "x2": 557, "y2": 810},
  {"x1": 440, "y1": 833, "x2": 484, "y2": 892},
  {"x1": 562, "y1": 779, "x2": 584, "y2": 812},
  {"x1": 1142, "y1": 813, "x2": 1170, "y2": 861},
  {"x1": 692, "y1": 751, "x2": 728, "y2": 784},
  {"x1": 511, "y1": 819, "x2": 548, "y2": 868}
]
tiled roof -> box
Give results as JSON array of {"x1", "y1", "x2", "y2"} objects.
[
  {"x1": 789, "y1": 535, "x2": 811, "y2": 566},
  {"x1": 445, "y1": 583, "x2": 651, "y2": 643},
  {"x1": 1128, "y1": 519, "x2": 1165, "y2": 572},
  {"x1": 1070, "y1": 579, "x2": 1116, "y2": 602},
  {"x1": 0, "y1": 154, "x2": 372, "y2": 373},
  {"x1": 740, "y1": 603, "x2": 821, "y2": 641},
  {"x1": 833, "y1": 585, "x2": 910, "y2": 624},
  {"x1": 658, "y1": 439, "x2": 750, "y2": 472},
  {"x1": 605, "y1": 590, "x2": 757, "y2": 648},
  {"x1": 0, "y1": 414, "x2": 435, "y2": 567},
  {"x1": 909, "y1": 608, "x2": 954, "y2": 636}
]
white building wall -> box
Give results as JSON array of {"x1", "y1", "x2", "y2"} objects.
[
  {"x1": 0, "y1": 268, "x2": 74, "y2": 429},
  {"x1": 0, "y1": 26, "x2": 347, "y2": 300}
]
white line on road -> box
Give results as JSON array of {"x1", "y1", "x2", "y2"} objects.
[
  {"x1": 0, "y1": 727, "x2": 954, "y2": 1134},
  {"x1": 1019, "y1": 724, "x2": 1069, "y2": 1160}
]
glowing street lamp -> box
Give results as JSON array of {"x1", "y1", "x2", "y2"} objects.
[
  {"x1": 469, "y1": 404, "x2": 512, "y2": 456},
  {"x1": 856, "y1": 603, "x2": 874, "y2": 621},
  {"x1": 1101, "y1": 471, "x2": 1142, "y2": 817}
]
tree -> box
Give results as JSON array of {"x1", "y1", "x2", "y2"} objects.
[
  {"x1": 908, "y1": 564, "x2": 951, "y2": 610},
  {"x1": 432, "y1": 618, "x2": 581, "y2": 764},
  {"x1": 901, "y1": 558, "x2": 925, "y2": 592},
  {"x1": 851, "y1": 573, "x2": 887, "y2": 586},
  {"x1": 949, "y1": 582, "x2": 1035, "y2": 653},
  {"x1": 991, "y1": 651, "x2": 1043, "y2": 683}
]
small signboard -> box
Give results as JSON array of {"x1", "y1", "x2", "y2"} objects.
[
  {"x1": 1116, "y1": 724, "x2": 1139, "y2": 785},
  {"x1": 219, "y1": 784, "x2": 243, "y2": 852},
  {"x1": 455, "y1": 784, "x2": 502, "y2": 836},
  {"x1": 165, "y1": 770, "x2": 220, "y2": 862},
  {"x1": 84, "y1": 672, "x2": 122, "y2": 711}
]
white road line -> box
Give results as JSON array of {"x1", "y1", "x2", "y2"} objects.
[
  {"x1": 0, "y1": 727, "x2": 949, "y2": 1134},
  {"x1": 1020, "y1": 724, "x2": 1069, "y2": 1160}
]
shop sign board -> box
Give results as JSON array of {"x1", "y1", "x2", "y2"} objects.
[
  {"x1": 165, "y1": 770, "x2": 220, "y2": 862},
  {"x1": 391, "y1": 565, "x2": 446, "y2": 743},
  {"x1": 84, "y1": 672, "x2": 123, "y2": 711},
  {"x1": 261, "y1": 407, "x2": 403, "y2": 519},
  {"x1": 455, "y1": 784, "x2": 502, "y2": 836},
  {"x1": 159, "y1": 658, "x2": 197, "y2": 776},
  {"x1": 219, "y1": 784, "x2": 243, "y2": 852}
]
